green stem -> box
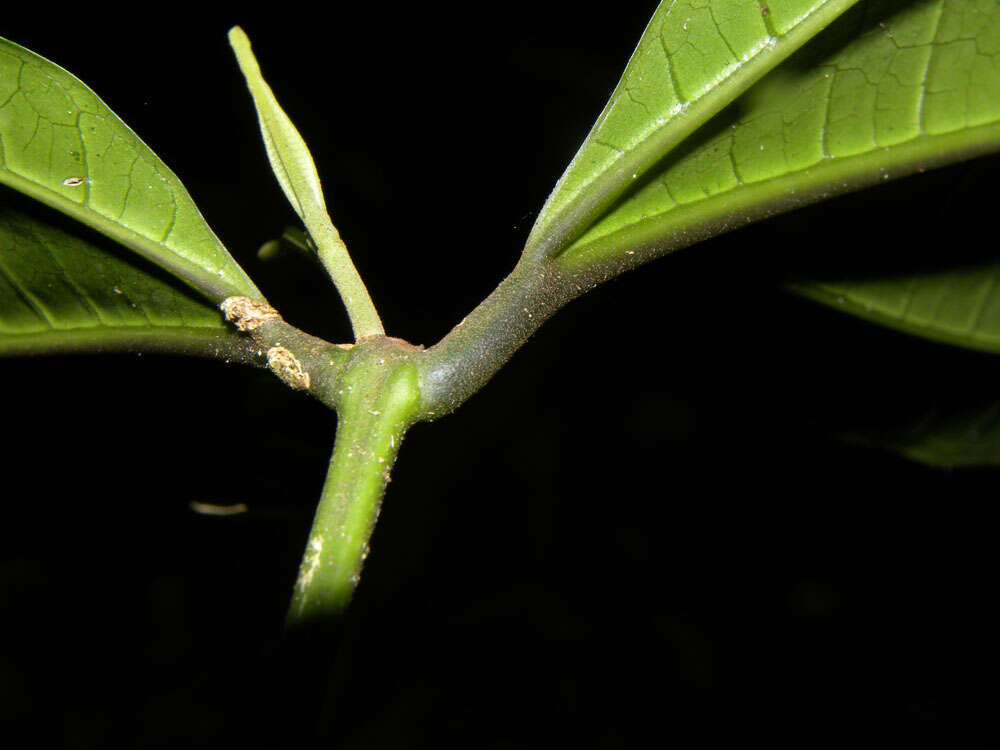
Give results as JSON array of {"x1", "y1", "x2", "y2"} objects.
[
  {"x1": 286, "y1": 340, "x2": 422, "y2": 627},
  {"x1": 310, "y1": 218, "x2": 384, "y2": 341},
  {"x1": 417, "y1": 256, "x2": 582, "y2": 417}
]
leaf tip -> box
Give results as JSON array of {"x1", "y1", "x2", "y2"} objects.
[
  {"x1": 227, "y1": 26, "x2": 259, "y2": 78},
  {"x1": 227, "y1": 25, "x2": 249, "y2": 49}
]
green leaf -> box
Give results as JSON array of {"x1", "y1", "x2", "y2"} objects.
[
  {"x1": 227, "y1": 27, "x2": 323, "y2": 227},
  {"x1": 228, "y1": 27, "x2": 383, "y2": 340},
  {"x1": 0, "y1": 196, "x2": 252, "y2": 360},
  {"x1": 0, "y1": 36, "x2": 261, "y2": 303},
  {"x1": 525, "y1": 0, "x2": 863, "y2": 262},
  {"x1": 790, "y1": 263, "x2": 1000, "y2": 354},
  {"x1": 547, "y1": 0, "x2": 1000, "y2": 283}
]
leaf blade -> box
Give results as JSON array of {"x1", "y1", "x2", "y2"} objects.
[
  {"x1": 0, "y1": 196, "x2": 253, "y2": 360},
  {"x1": 549, "y1": 0, "x2": 1000, "y2": 292},
  {"x1": 790, "y1": 263, "x2": 1000, "y2": 355},
  {"x1": 228, "y1": 27, "x2": 384, "y2": 339},
  {"x1": 227, "y1": 28, "x2": 324, "y2": 223},
  {"x1": 0, "y1": 36, "x2": 261, "y2": 303},
  {"x1": 525, "y1": 0, "x2": 862, "y2": 262}
]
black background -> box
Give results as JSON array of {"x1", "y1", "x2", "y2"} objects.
[{"x1": 3, "y1": 2, "x2": 1000, "y2": 746}]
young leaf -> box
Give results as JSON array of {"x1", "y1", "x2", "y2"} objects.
[
  {"x1": 544, "y1": 0, "x2": 1000, "y2": 287},
  {"x1": 790, "y1": 264, "x2": 1000, "y2": 355},
  {"x1": 525, "y1": 0, "x2": 863, "y2": 262},
  {"x1": 0, "y1": 198, "x2": 252, "y2": 360},
  {"x1": 228, "y1": 27, "x2": 383, "y2": 340},
  {"x1": 0, "y1": 37, "x2": 261, "y2": 303}
]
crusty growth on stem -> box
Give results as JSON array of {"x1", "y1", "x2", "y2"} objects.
[
  {"x1": 219, "y1": 296, "x2": 281, "y2": 332},
  {"x1": 266, "y1": 345, "x2": 311, "y2": 391}
]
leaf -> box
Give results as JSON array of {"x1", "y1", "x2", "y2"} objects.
[
  {"x1": 228, "y1": 27, "x2": 383, "y2": 340},
  {"x1": 790, "y1": 264, "x2": 1000, "y2": 354},
  {"x1": 0, "y1": 195, "x2": 251, "y2": 359},
  {"x1": 544, "y1": 0, "x2": 1000, "y2": 284},
  {"x1": 227, "y1": 28, "x2": 326, "y2": 226},
  {"x1": 525, "y1": 0, "x2": 863, "y2": 262},
  {"x1": 0, "y1": 36, "x2": 261, "y2": 304}
]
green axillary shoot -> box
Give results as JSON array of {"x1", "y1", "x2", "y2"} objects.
[
  {"x1": 257, "y1": 226, "x2": 316, "y2": 263},
  {"x1": 228, "y1": 27, "x2": 384, "y2": 341}
]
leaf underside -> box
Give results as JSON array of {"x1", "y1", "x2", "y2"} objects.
[
  {"x1": 780, "y1": 0, "x2": 1000, "y2": 354},
  {"x1": 791, "y1": 265, "x2": 1000, "y2": 354},
  {"x1": 0, "y1": 195, "x2": 247, "y2": 359},
  {"x1": 0, "y1": 36, "x2": 260, "y2": 304},
  {"x1": 562, "y1": 0, "x2": 1000, "y2": 262},
  {"x1": 538, "y1": 0, "x2": 1000, "y2": 354},
  {"x1": 523, "y1": 0, "x2": 1000, "y2": 466},
  {"x1": 526, "y1": 0, "x2": 863, "y2": 262}
]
